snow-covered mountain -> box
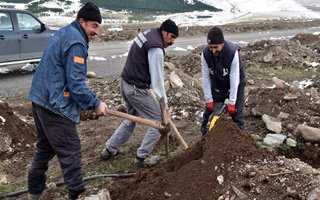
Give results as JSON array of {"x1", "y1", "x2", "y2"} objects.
[{"x1": 159, "y1": 0, "x2": 320, "y2": 26}]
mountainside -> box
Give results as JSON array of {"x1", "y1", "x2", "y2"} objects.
[
  {"x1": 89, "y1": 0, "x2": 220, "y2": 13},
  {"x1": 1, "y1": 0, "x2": 220, "y2": 14}
]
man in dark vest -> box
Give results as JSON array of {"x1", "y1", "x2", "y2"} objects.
[
  {"x1": 200, "y1": 27, "x2": 246, "y2": 135},
  {"x1": 101, "y1": 19, "x2": 179, "y2": 167}
]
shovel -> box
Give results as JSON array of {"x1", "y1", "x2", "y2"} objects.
[
  {"x1": 158, "y1": 97, "x2": 188, "y2": 151},
  {"x1": 208, "y1": 100, "x2": 228, "y2": 131},
  {"x1": 105, "y1": 107, "x2": 165, "y2": 130},
  {"x1": 105, "y1": 104, "x2": 188, "y2": 150}
]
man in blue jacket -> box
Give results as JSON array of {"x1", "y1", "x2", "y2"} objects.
[
  {"x1": 200, "y1": 27, "x2": 246, "y2": 135},
  {"x1": 27, "y1": 2, "x2": 106, "y2": 199}
]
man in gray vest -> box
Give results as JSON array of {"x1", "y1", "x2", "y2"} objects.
[
  {"x1": 200, "y1": 27, "x2": 245, "y2": 135},
  {"x1": 101, "y1": 19, "x2": 179, "y2": 167}
]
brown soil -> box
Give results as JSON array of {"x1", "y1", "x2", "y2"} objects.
[
  {"x1": 1, "y1": 19, "x2": 320, "y2": 199},
  {"x1": 110, "y1": 118, "x2": 273, "y2": 200}
]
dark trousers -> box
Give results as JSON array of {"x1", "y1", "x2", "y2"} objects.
[
  {"x1": 200, "y1": 81, "x2": 245, "y2": 134},
  {"x1": 28, "y1": 103, "x2": 85, "y2": 199}
]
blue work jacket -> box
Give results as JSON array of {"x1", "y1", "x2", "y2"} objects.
[{"x1": 28, "y1": 21, "x2": 100, "y2": 123}]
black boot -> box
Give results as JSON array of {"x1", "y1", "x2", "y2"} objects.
[{"x1": 200, "y1": 108, "x2": 213, "y2": 136}]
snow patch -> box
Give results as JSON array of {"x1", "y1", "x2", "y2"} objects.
[
  {"x1": 89, "y1": 56, "x2": 107, "y2": 61},
  {"x1": 157, "y1": 0, "x2": 320, "y2": 26},
  {"x1": 187, "y1": 45, "x2": 195, "y2": 50},
  {"x1": 299, "y1": 79, "x2": 314, "y2": 89},
  {"x1": 173, "y1": 47, "x2": 188, "y2": 51},
  {"x1": 0, "y1": 68, "x2": 11, "y2": 74}
]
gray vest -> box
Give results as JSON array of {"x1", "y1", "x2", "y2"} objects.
[
  {"x1": 203, "y1": 40, "x2": 245, "y2": 91},
  {"x1": 121, "y1": 28, "x2": 164, "y2": 89}
]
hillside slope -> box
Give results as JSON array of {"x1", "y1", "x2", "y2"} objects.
[{"x1": 1, "y1": 0, "x2": 220, "y2": 14}]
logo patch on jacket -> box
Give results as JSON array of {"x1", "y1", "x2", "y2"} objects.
[
  {"x1": 223, "y1": 68, "x2": 229, "y2": 76},
  {"x1": 63, "y1": 92, "x2": 70, "y2": 97},
  {"x1": 74, "y1": 56, "x2": 84, "y2": 64}
]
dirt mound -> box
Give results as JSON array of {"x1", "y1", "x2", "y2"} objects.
[
  {"x1": 241, "y1": 38, "x2": 319, "y2": 71},
  {"x1": 0, "y1": 101, "x2": 35, "y2": 180},
  {"x1": 0, "y1": 101, "x2": 34, "y2": 159},
  {"x1": 109, "y1": 118, "x2": 272, "y2": 200},
  {"x1": 166, "y1": 46, "x2": 203, "y2": 77},
  {"x1": 247, "y1": 88, "x2": 320, "y2": 129}
]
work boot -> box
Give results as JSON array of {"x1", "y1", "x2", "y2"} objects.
[
  {"x1": 28, "y1": 193, "x2": 41, "y2": 200},
  {"x1": 200, "y1": 120, "x2": 208, "y2": 136},
  {"x1": 134, "y1": 155, "x2": 159, "y2": 167},
  {"x1": 69, "y1": 188, "x2": 85, "y2": 200},
  {"x1": 101, "y1": 147, "x2": 117, "y2": 160}
]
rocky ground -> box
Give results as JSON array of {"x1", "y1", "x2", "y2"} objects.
[{"x1": 0, "y1": 19, "x2": 320, "y2": 200}]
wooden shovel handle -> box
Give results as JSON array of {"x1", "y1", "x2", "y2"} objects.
[
  {"x1": 168, "y1": 119, "x2": 188, "y2": 150},
  {"x1": 105, "y1": 108, "x2": 165, "y2": 130}
]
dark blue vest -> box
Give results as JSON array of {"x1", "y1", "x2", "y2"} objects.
[
  {"x1": 121, "y1": 28, "x2": 164, "y2": 89},
  {"x1": 203, "y1": 40, "x2": 245, "y2": 91}
]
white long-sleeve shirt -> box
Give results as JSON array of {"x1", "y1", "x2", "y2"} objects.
[
  {"x1": 148, "y1": 48, "x2": 168, "y2": 109},
  {"x1": 201, "y1": 50, "x2": 240, "y2": 105}
]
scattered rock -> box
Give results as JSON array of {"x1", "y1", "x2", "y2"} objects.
[
  {"x1": 290, "y1": 81, "x2": 301, "y2": 93},
  {"x1": 247, "y1": 79, "x2": 255, "y2": 85},
  {"x1": 272, "y1": 77, "x2": 286, "y2": 89},
  {"x1": 165, "y1": 80, "x2": 171, "y2": 93},
  {"x1": 0, "y1": 174, "x2": 8, "y2": 185},
  {"x1": 169, "y1": 71, "x2": 184, "y2": 88},
  {"x1": 80, "y1": 189, "x2": 111, "y2": 200},
  {"x1": 284, "y1": 93, "x2": 298, "y2": 101},
  {"x1": 308, "y1": 187, "x2": 320, "y2": 200},
  {"x1": 286, "y1": 138, "x2": 297, "y2": 147},
  {"x1": 263, "y1": 52, "x2": 273, "y2": 63},
  {"x1": 232, "y1": 185, "x2": 248, "y2": 199},
  {"x1": 262, "y1": 114, "x2": 282, "y2": 133},
  {"x1": 310, "y1": 87, "x2": 318, "y2": 98},
  {"x1": 293, "y1": 125, "x2": 320, "y2": 142},
  {"x1": 87, "y1": 71, "x2": 97, "y2": 78},
  {"x1": 164, "y1": 62, "x2": 176, "y2": 70},
  {"x1": 251, "y1": 107, "x2": 263, "y2": 117},
  {"x1": 263, "y1": 133, "x2": 287, "y2": 147},
  {"x1": 278, "y1": 112, "x2": 290, "y2": 119}
]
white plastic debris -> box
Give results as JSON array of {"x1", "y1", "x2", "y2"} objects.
[{"x1": 217, "y1": 175, "x2": 224, "y2": 185}]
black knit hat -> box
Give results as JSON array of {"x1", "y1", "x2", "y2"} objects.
[
  {"x1": 160, "y1": 19, "x2": 179, "y2": 37},
  {"x1": 76, "y1": 2, "x2": 102, "y2": 24},
  {"x1": 207, "y1": 27, "x2": 224, "y2": 44}
]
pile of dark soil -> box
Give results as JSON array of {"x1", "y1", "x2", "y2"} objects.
[
  {"x1": 0, "y1": 101, "x2": 35, "y2": 180},
  {"x1": 0, "y1": 101, "x2": 34, "y2": 159},
  {"x1": 109, "y1": 117, "x2": 272, "y2": 200}
]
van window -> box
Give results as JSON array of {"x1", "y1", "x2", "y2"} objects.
[{"x1": 0, "y1": 13, "x2": 13, "y2": 31}]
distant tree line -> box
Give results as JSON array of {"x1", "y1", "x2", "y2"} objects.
[
  {"x1": 1, "y1": 0, "x2": 29, "y2": 3},
  {"x1": 2, "y1": 0, "x2": 220, "y2": 14},
  {"x1": 84, "y1": 0, "x2": 220, "y2": 13}
]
